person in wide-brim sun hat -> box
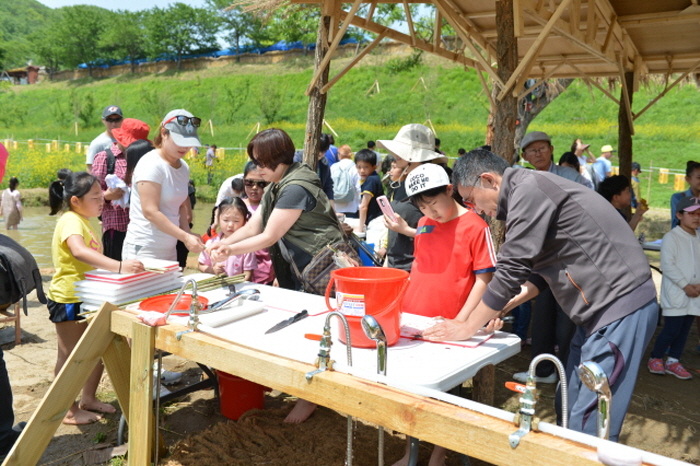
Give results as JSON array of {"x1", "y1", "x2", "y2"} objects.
[{"x1": 376, "y1": 124, "x2": 448, "y2": 165}]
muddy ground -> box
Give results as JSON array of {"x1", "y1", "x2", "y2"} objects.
[{"x1": 2, "y1": 266, "x2": 699, "y2": 466}]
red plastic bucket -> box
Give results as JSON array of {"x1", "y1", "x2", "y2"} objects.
[
  {"x1": 325, "y1": 267, "x2": 409, "y2": 348},
  {"x1": 216, "y1": 371, "x2": 265, "y2": 421}
]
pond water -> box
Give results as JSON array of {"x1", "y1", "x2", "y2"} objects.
[{"x1": 4, "y1": 203, "x2": 216, "y2": 269}]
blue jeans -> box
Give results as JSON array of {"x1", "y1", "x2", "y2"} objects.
[
  {"x1": 0, "y1": 346, "x2": 19, "y2": 456},
  {"x1": 650, "y1": 314, "x2": 696, "y2": 360}
]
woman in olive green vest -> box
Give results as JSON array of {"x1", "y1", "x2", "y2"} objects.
[
  {"x1": 209, "y1": 128, "x2": 343, "y2": 423},
  {"x1": 209, "y1": 128, "x2": 343, "y2": 289}
]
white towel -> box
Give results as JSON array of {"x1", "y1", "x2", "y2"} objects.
[{"x1": 105, "y1": 174, "x2": 130, "y2": 208}]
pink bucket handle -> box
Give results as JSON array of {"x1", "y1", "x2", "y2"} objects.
[{"x1": 325, "y1": 275, "x2": 337, "y2": 311}]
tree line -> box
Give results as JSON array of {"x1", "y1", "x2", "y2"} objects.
[{"x1": 5, "y1": 1, "x2": 440, "y2": 77}]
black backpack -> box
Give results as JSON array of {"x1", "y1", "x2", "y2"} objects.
[{"x1": 0, "y1": 234, "x2": 47, "y2": 315}]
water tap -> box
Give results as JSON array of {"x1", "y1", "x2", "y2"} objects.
[
  {"x1": 305, "y1": 311, "x2": 353, "y2": 382},
  {"x1": 162, "y1": 278, "x2": 202, "y2": 340},
  {"x1": 509, "y1": 353, "x2": 568, "y2": 449}
]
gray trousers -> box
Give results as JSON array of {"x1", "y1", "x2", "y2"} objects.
[{"x1": 566, "y1": 299, "x2": 658, "y2": 441}]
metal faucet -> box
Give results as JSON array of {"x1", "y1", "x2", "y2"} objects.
[
  {"x1": 362, "y1": 315, "x2": 387, "y2": 466},
  {"x1": 163, "y1": 278, "x2": 202, "y2": 340},
  {"x1": 509, "y1": 353, "x2": 568, "y2": 448},
  {"x1": 578, "y1": 361, "x2": 611, "y2": 439},
  {"x1": 305, "y1": 311, "x2": 355, "y2": 466},
  {"x1": 305, "y1": 311, "x2": 353, "y2": 382}
]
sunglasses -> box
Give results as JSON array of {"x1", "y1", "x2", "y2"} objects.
[
  {"x1": 244, "y1": 179, "x2": 269, "y2": 189},
  {"x1": 164, "y1": 115, "x2": 201, "y2": 128},
  {"x1": 104, "y1": 116, "x2": 123, "y2": 123}
]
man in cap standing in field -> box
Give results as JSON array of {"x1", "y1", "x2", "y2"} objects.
[
  {"x1": 593, "y1": 144, "x2": 616, "y2": 183},
  {"x1": 86, "y1": 105, "x2": 123, "y2": 173}
]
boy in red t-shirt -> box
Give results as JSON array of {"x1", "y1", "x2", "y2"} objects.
[{"x1": 388, "y1": 163, "x2": 496, "y2": 466}]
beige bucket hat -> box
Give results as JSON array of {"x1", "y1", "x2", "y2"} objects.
[{"x1": 377, "y1": 124, "x2": 448, "y2": 164}]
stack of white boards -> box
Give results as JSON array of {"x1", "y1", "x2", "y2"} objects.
[{"x1": 76, "y1": 259, "x2": 183, "y2": 312}]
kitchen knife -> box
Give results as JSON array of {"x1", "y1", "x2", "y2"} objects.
[{"x1": 265, "y1": 310, "x2": 308, "y2": 334}]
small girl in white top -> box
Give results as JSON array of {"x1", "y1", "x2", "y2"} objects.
[{"x1": 647, "y1": 196, "x2": 700, "y2": 380}]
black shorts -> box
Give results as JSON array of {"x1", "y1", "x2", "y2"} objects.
[{"x1": 47, "y1": 299, "x2": 84, "y2": 323}]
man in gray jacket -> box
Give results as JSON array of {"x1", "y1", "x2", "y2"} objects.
[
  {"x1": 423, "y1": 148, "x2": 658, "y2": 441},
  {"x1": 515, "y1": 131, "x2": 587, "y2": 386}
]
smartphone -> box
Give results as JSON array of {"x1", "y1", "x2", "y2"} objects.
[{"x1": 377, "y1": 195, "x2": 398, "y2": 223}]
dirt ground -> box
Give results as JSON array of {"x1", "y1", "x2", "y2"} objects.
[{"x1": 2, "y1": 266, "x2": 699, "y2": 466}]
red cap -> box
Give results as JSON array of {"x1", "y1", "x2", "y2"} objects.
[{"x1": 112, "y1": 118, "x2": 151, "y2": 148}]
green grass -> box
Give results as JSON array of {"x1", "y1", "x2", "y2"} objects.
[{"x1": 1, "y1": 53, "x2": 699, "y2": 209}]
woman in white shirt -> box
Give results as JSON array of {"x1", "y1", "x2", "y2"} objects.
[{"x1": 122, "y1": 109, "x2": 205, "y2": 261}]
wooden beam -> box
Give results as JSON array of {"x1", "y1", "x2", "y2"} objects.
[
  {"x1": 320, "y1": 29, "x2": 388, "y2": 94},
  {"x1": 108, "y1": 311, "x2": 628, "y2": 466},
  {"x1": 305, "y1": 0, "x2": 363, "y2": 96},
  {"x1": 403, "y1": 1, "x2": 417, "y2": 46},
  {"x1": 366, "y1": 1, "x2": 376, "y2": 22},
  {"x1": 601, "y1": 13, "x2": 616, "y2": 54},
  {"x1": 434, "y1": 0, "x2": 504, "y2": 87},
  {"x1": 441, "y1": 0, "x2": 497, "y2": 56},
  {"x1": 585, "y1": 0, "x2": 597, "y2": 44},
  {"x1": 475, "y1": 63, "x2": 495, "y2": 109},
  {"x1": 339, "y1": 11, "x2": 477, "y2": 69},
  {"x1": 4, "y1": 304, "x2": 119, "y2": 466},
  {"x1": 102, "y1": 334, "x2": 132, "y2": 421},
  {"x1": 570, "y1": 0, "x2": 580, "y2": 35},
  {"x1": 129, "y1": 321, "x2": 156, "y2": 466},
  {"x1": 516, "y1": 60, "x2": 565, "y2": 100},
  {"x1": 633, "y1": 58, "x2": 700, "y2": 121},
  {"x1": 617, "y1": 54, "x2": 635, "y2": 135},
  {"x1": 433, "y1": 9, "x2": 442, "y2": 49},
  {"x1": 514, "y1": 0, "x2": 524, "y2": 37},
  {"x1": 498, "y1": 0, "x2": 574, "y2": 100},
  {"x1": 568, "y1": 61, "x2": 620, "y2": 105},
  {"x1": 524, "y1": 7, "x2": 617, "y2": 66},
  {"x1": 619, "y1": 10, "x2": 700, "y2": 27}
]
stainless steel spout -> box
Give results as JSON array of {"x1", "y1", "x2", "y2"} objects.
[
  {"x1": 362, "y1": 315, "x2": 387, "y2": 466},
  {"x1": 361, "y1": 315, "x2": 387, "y2": 375},
  {"x1": 578, "y1": 361, "x2": 611, "y2": 439}
]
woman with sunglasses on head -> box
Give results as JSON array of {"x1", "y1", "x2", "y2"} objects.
[
  {"x1": 209, "y1": 129, "x2": 344, "y2": 424},
  {"x1": 122, "y1": 109, "x2": 205, "y2": 262}
]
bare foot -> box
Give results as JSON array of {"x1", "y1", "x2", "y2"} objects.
[
  {"x1": 428, "y1": 445, "x2": 447, "y2": 466},
  {"x1": 391, "y1": 453, "x2": 410, "y2": 466},
  {"x1": 79, "y1": 400, "x2": 116, "y2": 414},
  {"x1": 284, "y1": 399, "x2": 317, "y2": 423},
  {"x1": 63, "y1": 407, "x2": 102, "y2": 425}
]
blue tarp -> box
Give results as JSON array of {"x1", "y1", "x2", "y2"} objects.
[{"x1": 78, "y1": 37, "x2": 362, "y2": 69}]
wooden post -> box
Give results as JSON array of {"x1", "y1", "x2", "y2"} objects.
[
  {"x1": 303, "y1": 6, "x2": 333, "y2": 169},
  {"x1": 492, "y1": 0, "x2": 518, "y2": 165},
  {"x1": 102, "y1": 335, "x2": 133, "y2": 420},
  {"x1": 129, "y1": 321, "x2": 155, "y2": 466},
  {"x1": 618, "y1": 70, "x2": 634, "y2": 219},
  {"x1": 3, "y1": 304, "x2": 119, "y2": 466}
]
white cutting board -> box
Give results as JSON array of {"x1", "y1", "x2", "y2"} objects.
[{"x1": 76, "y1": 273, "x2": 183, "y2": 300}]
